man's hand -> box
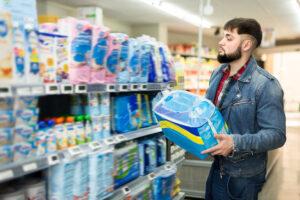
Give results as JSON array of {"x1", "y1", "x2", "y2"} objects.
[{"x1": 201, "y1": 133, "x2": 234, "y2": 157}]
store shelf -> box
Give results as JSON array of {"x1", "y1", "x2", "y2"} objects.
[
  {"x1": 109, "y1": 162, "x2": 175, "y2": 200},
  {"x1": 173, "y1": 192, "x2": 185, "y2": 200},
  {"x1": 183, "y1": 159, "x2": 213, "y2": 167},
  {"x1": 0, "y1": 82, "x2": 174, "y2": 97},
  {"x1": 0, "y1": 125, "x2": 162, "y2": 183},
  {"x1": 0, "y1": 153, "x2": 59, "y2": 183}
]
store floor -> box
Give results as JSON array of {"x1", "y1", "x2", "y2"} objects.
[{"x1": 259, "y1": 112, "x2": 300, "y2": 200}]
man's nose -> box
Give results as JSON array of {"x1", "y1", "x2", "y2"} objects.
[{"x1": 218, "y1": 38, "x2": 225, "y2": 46}]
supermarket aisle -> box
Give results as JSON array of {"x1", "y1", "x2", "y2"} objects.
[{"x1": 259, "y1": 112, "x2": 300, "y2": 200}]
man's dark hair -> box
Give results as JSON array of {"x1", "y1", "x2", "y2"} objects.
[{"x1": 224, "y1": 18, "x2": 262, "y2": 48}]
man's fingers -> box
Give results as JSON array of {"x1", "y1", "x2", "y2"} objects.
[
  {"x1": 201, "y1": 144, "x2": 220, "y2": 154},
  {"x1": 214, "y1": 133, "x2": 225, "y2": 140}
]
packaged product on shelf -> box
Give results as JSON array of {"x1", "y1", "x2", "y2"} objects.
[
  {"x1": 24, "y1": 18, "x2": 40, "y2": 83},
  {"x1": 153, "y1": 90, "x2": 230, "y2": 160},
  {"x1": 90, "y1": 25, "x2": 109, "y2": 83},
  {"x1": 13, "y1": 142, "x2": 35, "y2": 162},
  {"x1": 0, "y1": 110, "x2": 14, "y2": 128},
  {"x1": 0, "y1": 98, "x2": 14, "y2": 110},
  {"x1": 84, "y1": 115, "x2": 93, "y2": 143},
  {"x1": 55, "y1": 34, "x2": 69, "y2": 83},
  {"x1": 153, "y1": 42, "x2": 163, "y2": 82},
  {"x1": 100, "y1": 92, "x2": 110, "y2": 116},
  {"x1": 13, "y1": 96, "x2": 38, "y2": 110},
  {"x1": 13, "y1": 126, "x2": 35, "y2": 143},
  {"x1": 140, "y1": 94, "x2": 153, "y2": 128},
  {"x1": 47, "y1": 158, "x2": 76, "y2": 200},
  {"x1": 137, "y1": 35, "x2": 151, "y2": 83},
  {"x1": 153, "y1": 166, "x2": 177, "y2": 200},
  {"x1": 73, "y1": 156, "x2": 89, "y2": 199},
  {"x1": 112, "y1": 94, "x2": 139, "y2": 133},
  {"x1": 89, "y1": 148, "x2": 114, "y2": 199},
  {"x1": 0, "y1": 128, "x2": 13, "y2": 146},
  {"x1": 65, "y1": 117, "x2": 76, "y2": 147},
  {"x1": 0, "y1": 11, "x2": 14, "y2": 83},
  {"x1": 138, "y1": 139, "x2": 157, "y2": 176},
  {"x1": 159, "y1": 43, "x2": 172, "y2": 82},
  {"x1": 55, "y1": 124, "x2": 68, "y2": 150},
  {"x1": 75, "y1": 115, "x2": 86, "y2": 145},
  {"x1": 24, "y1": 178, "x2": 46, "y2": 200},
  {"x1": 84, "y1": 93, "x2": 101, "y2": 116},
  {"x1": 131, "y1": 180, "x2": 153, "y2": 200},
  {"x1": 58, "y1": 17, "x2": 92, "y2": 84},
  {"x1": 34, "y1": 130, "x2": 47, "y2": 156},
  {"x1": 38, "y1": 32, "x2": 57, "y2": 83},
  {"x1": 156, "y1": 137, "x2": 167, "y2": 166},
  {"x1": 112, "y1": 33, "x2": 129, "y2": 83},
  {"x1": 0, "y1": 144, "x2": 12, "y2": 165},
  {"x1": 91, "y1": 115, "x2": 102, "y2": 141},
  {"x1": 113, "y1": 143, "x2": 140, "y2": 189},
  {"x1": 15, "y1": 108, "x2": 39, "y2": 127},
  {"x1": 128, "y1": 38, "x2": 141, "y2": 83},
  {"x1": 104, "y1": 33, "x2": 120, "y2": 83},
  {"x1": 102, "y1": 115, "x2": 111, "y2": 138}
]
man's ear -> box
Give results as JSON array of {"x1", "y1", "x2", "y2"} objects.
[{"x1": 242, "y1": 39, "x2": 253, "y2": 52}]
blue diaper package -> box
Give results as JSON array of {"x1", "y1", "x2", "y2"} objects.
[
  {"x1": 153, "y1": 90, "x2": 230, "y2": 160},
  {"x1": 13, "y1": 142, "x2": 35, "y2": 162},
  {"x1": 140, "y1": 94, "x2": 153, "y2": 128},
  {"x1": 156, "y1": 137, "x2": 167, "y2": 166},
  {"x1": 13, "y1": 126, "x2": 35, "y2": 143},
  {"x1": 15, "y1": 108, "x2": 39, "y2": 127},
  {"x1": 137, "y1": 36, "x2": 151, "y2": 83},
  {"x1": 14, "y1": 96, "x2": 38, "y2": 110},
  {"x1": 153, "y1": 165, "x2": 176, "y2": 200},
  {"x1": 0, "y1": 110, "x2": 14, "y2": 128},
  {"x1": 73, "y1": 156, "x2": 89, "y2": 199},
  {"x1": 113, "y1": 143, "x2": 140, "y2": 189},
  {"x1": 139, "y1": 139, "x2": 157, "y2": 176},
  {"x1": 159, "y1": 43, "x2": 171, "y2": 82},
  {"x1": 0, "y1": 145, "x2": 13, "y2": 165},
  {"x1": 128, "y1": 38, "x2": 141, "y2": 83},
  {"x1": 100, "y1": 93, "x2": 110, "y2": 116},
  {"x1": 113, "y1": 94, "x2": 140, "y2": 133},
  {"x1": 85, "y1": 93, "x2": 101, "y2": 116}
]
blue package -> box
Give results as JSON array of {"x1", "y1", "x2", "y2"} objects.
[
  {"x1": 113, "y1": 33, "x2": 129, "y2": 83},
  {"x1": 14, "y1": 96, "x2": 38, "y2": 110},
  {"x1": 140, "y1": 94, "x2": 152, "y2": 128},
  {"x1": 114, "y1": 143, "x2": 140, "y2": 189},
  {"x1": 156, "y1": 137, "x2": 166, "y2": 166},
  {"x1": 113, "y1": 95, "x2": 140, "y2": 133},
  {"x1": 0, "y1": 110, "x2": 14, "y2": 128},
  {"x1": 13, "y1": 142, "x2": 35, "y2": 162},
  {"x1": 100, "y1": 93, "x2": 110, "y2": 116},
  {"x1": 128, "y1": 38, "x2": 141, "y2": 83},
  {"x1": 148, "y1": 44, "x2": 156, "y2": 83},
  {"x1": 0, "y1": 98, "x2": 14, "y2": 110},
  {"x1": 73, "y1": 156, "x2": 89, "y2": 199},
  {"x1": 91, "y1": 116, "x2": 102, "y2": 141},
  {"x1": 85, "y1": 93, "x2": 101, "y2": 116},
  {"x1": 159, "y1": 44, "x2": 171, "y2": 82},
  {"x1": 153, "y1": 90, "x2": 230, "y2": 160},
  {"x1": 92, "y1": 32, "x2": 108, "y2": 66},
  {"x1": 15, "y1": 108, "x2": 39, "y2": 127},
  {"x1": 0, "y1": 128, "x2": 13, "y2": 145},
  {"x1": 138, "y1": 39, "x2": 150, "y2": 83},
  {"x1": 153, "y1": 167, "x2": 176, "y2": 200},
  {"x1": 139, "y1": 139, "x2": 157, "y2": 176},
  {"x1": 71, "y1": 28, "x2": 92, "y2": 63}
]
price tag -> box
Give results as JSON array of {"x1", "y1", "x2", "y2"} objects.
[
  {"x1": 164, "y1": 164, "x2": 172, "y2": 170},
  {"x1": 104, "y1": 137, "x2": 115, "y2": 145},
  {"x1": 16, "y1": 87, "x2": 31, "y2": 96},
  {"x1": 118, "y1": 84, "x2": 128, "y2": 91},
  {"x1": 22, "y1": 162, "x2": 38, "y2": 172},
  {"x1": 89, "y1": 141, "x2": 103, "y2": 151},
  {"x1": 106, "y1": 84, "x2": 116, "y2": 92},
  {"x1": 115, "y1": 135, "x2": 126, "y2": 143},
  {"x1": 47, "y1": 154, "x2": 60, "y2": 165},
  {"x1": 68, "y1": 146, "x2": 82, "y2": 157},
  {"x1": 31, "y1": 85, "x2": 44, "y2": 95},
  {"x1": 130, "y1": 84, "x2": 138, "y2": 91},
  {"x1": 140, "y1": 84, "x2": 147, "y2": 90},
  {"x1": 45, "y1": 84, "x2": 60, "y2": 94},
  {"x1": 0, "y1": 86, "x2": 12, "y2": 97},
  {"x1": 122, "y1": 187, "x2": 131, "y2": 195},
  {"x1": 0, "y1": 170, "x2": 14, "y2": 182},
  {"x1": 75, "y1": 84, "x2": 87, "y2": 93},
  {"x1": 61, "y1": 84, "x2": 74, "y2": 94},
  {"x1": 147, "y1": 172, "x2": 156, "y2": 180}
]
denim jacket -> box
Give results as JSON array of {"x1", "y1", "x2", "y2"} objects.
[{"x1": 206, "y1": 56, "x2": 286, "y2": 177}]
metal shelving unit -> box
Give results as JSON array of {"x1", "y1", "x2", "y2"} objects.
[
  {"x1": 0, "y1": 125, "x2": 163, "y2": 183},
  {"x1": 173, "y1": 192, "x2": 186, "y2": 200},
  {"x1": 0, "y1": 82, "x2": 175, "y2": 97}
]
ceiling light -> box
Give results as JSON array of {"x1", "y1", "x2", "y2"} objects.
[{"x1": 138, "y1": 0, "x2": 211, "y2": 28}]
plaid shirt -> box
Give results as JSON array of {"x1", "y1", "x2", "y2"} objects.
[{"x1": 213, "y1": 63, "x2": 247, "y2": 107}]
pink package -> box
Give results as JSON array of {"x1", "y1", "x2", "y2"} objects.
[
  {"x1": 90, "y1": 25, "x2": 110, "y2": 84},
  {"x1": 58, "y1": 17, "x2": 92, "y2": 84},
  {"x1": 104, "y1": 34, "x2": 120, "y2": 83}
]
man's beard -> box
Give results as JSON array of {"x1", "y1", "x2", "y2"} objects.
[{"x1": 217, "y1": 45, "x2": 242, "y2": 63}]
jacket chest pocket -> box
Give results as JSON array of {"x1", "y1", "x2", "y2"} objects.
[{"x1": 228, "y1": 99, "x2": 256, "y2": 133}]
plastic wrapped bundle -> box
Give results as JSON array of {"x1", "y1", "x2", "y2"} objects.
[{"x1": 153, "y1": 90, "x2": 230, "y2": 160}]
